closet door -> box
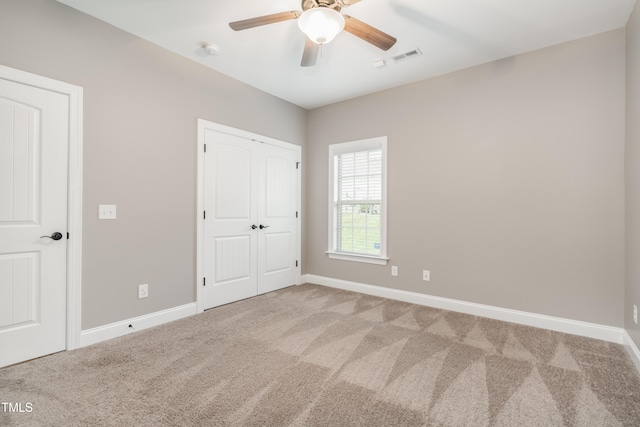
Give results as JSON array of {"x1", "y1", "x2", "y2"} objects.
[
  {"x1": 257, "y1": 143, "x2": 298, "y2": 294},
  {"x1": 203, "y1": 129, "x2": 299, "y2": 310},
  {"x1": 204, "y1": 132, "x2": 258, "y2": 308}
]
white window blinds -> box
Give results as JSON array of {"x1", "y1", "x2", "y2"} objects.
[{"x1": 334, "y1": 149, "x2": 382, "y2": 255}]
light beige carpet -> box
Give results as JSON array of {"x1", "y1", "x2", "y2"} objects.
[{"x1": 1, "y1": 284, "x2": 639, "y2": 426}]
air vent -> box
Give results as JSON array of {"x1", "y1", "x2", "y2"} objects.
[{"x1": 391, "y1": 48, "x2": 422, "y2": 63}]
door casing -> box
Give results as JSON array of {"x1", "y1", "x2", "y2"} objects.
[
  {"x1": 0, "y1": 65, "x2": 83, "y2": 351},
  {"x1": 196, "y1": 119, "x2": 301, "y2": 313}
]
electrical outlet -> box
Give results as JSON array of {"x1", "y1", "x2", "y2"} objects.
[
  {"x1": 423, "y1": 270, "x2": 430, "y2": 281},
  {"x1": 634, "y1": 305, "x2": 638, "y2": 325},
  {"x1": 98, "y1": 204, "x2": 117, "y2": 220},
  {"x1": 138, "y1": 284, "x2": 148, "y2": 299},
  {"x1": 391, "y1": 266, "x2": 398, "y2": 277}
]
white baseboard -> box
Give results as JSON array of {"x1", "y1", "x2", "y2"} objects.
[
  {"x1": 303, "y1": 274, "x2": 624, "y2": 344},
  {"x1": 622, "y1": 330, "x2": 640, "y2": 373},
  {"x1": 79, "y1": 303, "x2": 197, "y2": 348}
]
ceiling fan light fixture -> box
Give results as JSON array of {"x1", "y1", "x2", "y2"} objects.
[{"x1": 297, "y1": 7, "x2": 345, "y2": 44}]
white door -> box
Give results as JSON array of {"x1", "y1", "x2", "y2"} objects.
[
  {"x1": 257, "y1": 143, "x2": 298, "y2": 294},
  {"x1": 203, "y1": 129, "x2": 299, "y2": 309},
  {"x1": 0, "y1": 78, "x2": 69, "y2": 368},
  {"x1": 204, "y1": 132, "x2": 258, "y2": 307}
]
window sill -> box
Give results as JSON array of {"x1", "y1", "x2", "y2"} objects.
[{"x1": 326, "y1": 251, "x2": 389, "y2": 265}]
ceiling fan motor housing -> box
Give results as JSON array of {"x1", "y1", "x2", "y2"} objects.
[{"x1": 302, "y1": 0, "x2": 342, "y2": 12}]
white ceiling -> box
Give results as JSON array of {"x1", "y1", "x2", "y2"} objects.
[{"x1": 57, "y1": 0, "x2": 635, "y2": 109}]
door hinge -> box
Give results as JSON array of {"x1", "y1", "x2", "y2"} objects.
[
  {"x1": 67, "y1": 232, "x2": 70, "y2": 240},
  {"x1": 203, "y1": 277, "x2": 206, "y2": 286},
  {"x1": 296, "y1": 211, "x2": 298, "y2": 218},
  {"x1": 203, "y1": 210, "x2": 206, "y2": 219},
  {"x1": 296, "y1": 260, "x2": 298, "y2": 267},
  {"x1": 204, "y1": 144, "x2": 207, "y2": 153},
  {"x1": 296, "y1": 162, "x2": 300, "y2": 169}
]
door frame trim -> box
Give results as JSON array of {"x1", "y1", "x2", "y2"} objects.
[
  {"x1": 0, "y1": 65, "x2": 83, "y2": 350},
  {"x1": 196, "y1": 119, "x2": 301, "y2": 313}
]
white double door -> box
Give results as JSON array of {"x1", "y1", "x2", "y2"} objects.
[
  {"x1": 0, "y1": 76, "x2": 69, "y2": 367},
  {"x1": 203, "y1": 129, "x2": 299, "y2": 309}
]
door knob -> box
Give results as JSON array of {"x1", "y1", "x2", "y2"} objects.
[
  {"x1": 41, "y1": 232, "x2": 63, "y2": 241},
  {"x1": 259, "y1": 224, "x2": 270, "y2": 229},
  {"x1": 251, "y1": 224, "x2": 258, "y2": 230}
]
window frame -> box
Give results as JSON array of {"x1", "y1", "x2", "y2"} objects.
[{"x1": 326, "y1": 137, "x2": 388, "y2": 265}]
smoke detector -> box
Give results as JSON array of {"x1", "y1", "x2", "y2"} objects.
[
  {"x1": 203, "y1": 43, "x2": 219, "y2": 56},
  {"x1": 373, "y1": 59, "x2": 386, "y2": 68}
]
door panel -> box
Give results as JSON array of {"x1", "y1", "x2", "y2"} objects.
[
  {"x1": 264, "y1": 155, "x2": 294, "y2": 218},
  {"x1": 214, "y1": 144, "x2": 252, "y2": 219},
  {"x1": 0, "y1": 253, "x2": 38, "y2": 327},
  {"x1": 204, "y1": 131, "x2": 257, "y2": 309},
  {"x1": 258, "y1": 145, "x2": 298, "y2": 294},
  {"x1": 264, "y1": 232, "x2": 291, "y2": 273},
  {"x1": 214, "y1": 236, "x2": 251, "y2": 282},
  {"x1": 0, "y1": 78, "x2": 69, "y2": 368},
  {"x1": 0, "y1": 99, "x2": 38, "y2": 223}
]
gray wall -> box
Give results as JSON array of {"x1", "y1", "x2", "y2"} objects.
[
  {"x1": 627, "y1": 3, "x2": 640, "y2": 348},
  {"x1": 306, "y1": 30, "x2": 626, "y2": 327},
  {"x1": 0, "y1": 0, "x2": 630, "y2": 332},
  {"x1": 0, "y1": 0, "x2": 306, "y2": 329}
]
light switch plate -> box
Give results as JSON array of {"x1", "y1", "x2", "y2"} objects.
[{"x1": 99, "y1": 204, "x2": 117, "y2": 220}]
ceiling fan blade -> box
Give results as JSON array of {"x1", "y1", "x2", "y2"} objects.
[
  {"x1": 301, "y1": 38, "x2": 320, "y2": 67},
  {"x1": 340, "y1": 0, "x2": 363, "y2": 5},
  {"x1": 343, "y1": 15, "x2": 397, "y2": 51},
  {"x1": 229, "y1": 11, "x2": 301, "y2": 31}
]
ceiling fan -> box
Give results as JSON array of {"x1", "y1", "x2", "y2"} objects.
[{"x1": 229, "y1": 0, "x2": 397, "y2": 67}]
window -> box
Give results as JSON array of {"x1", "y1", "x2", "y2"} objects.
[{"x1": 327, "y1": 137, "x2": 388, "y2": 265}]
